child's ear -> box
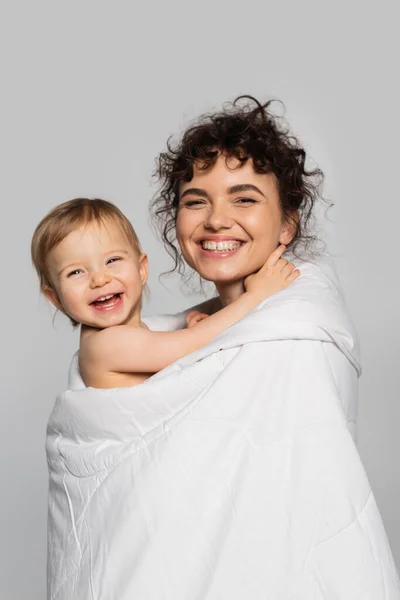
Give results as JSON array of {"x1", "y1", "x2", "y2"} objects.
[
  {"x1": 279, "y1": 211, "x2": 299, "y2": 246},
  {"x1": 138, "y1": 253, "x2": 149, "y2": 286},
  {"x1": 42, "y1": 285, "x2": 63, "y2": 312}
]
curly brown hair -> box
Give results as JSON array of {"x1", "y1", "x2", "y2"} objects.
[{"x1": 152, "y1": 96, "x2": 326, "y2": 275}]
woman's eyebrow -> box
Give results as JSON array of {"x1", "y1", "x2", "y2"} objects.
[
  {"x1": 180, "y1": 188, "x2": 210, "y2": 200},
  {"x1": 228, "y1": 184, "x2": 266, "y2": 198}
]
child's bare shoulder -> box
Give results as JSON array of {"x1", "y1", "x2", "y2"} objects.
[
  {"x1": 79, "y1": 328, "x2": 105, "y2": 363},
  {"x1": 79, "y1": 328, "x2": 121, "y2": 367},
  {"x1": 81, "y1": 324, "x2": 149, "y2": 360},
  {"x1": 79, "y1": 327, "x2": 128, "y2": 379}
]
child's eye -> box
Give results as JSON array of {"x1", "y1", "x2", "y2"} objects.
[
  {"x1": 106, "y1": 257, "x2": 121, "y2": 265},
  {"x1": 67, "y1": 269, "x2": 83, "y2": 277}
]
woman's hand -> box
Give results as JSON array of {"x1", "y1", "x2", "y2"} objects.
[
  {"x1": 244, "y1": 245, "x2": 300, "y2": 301},
  {"x1": 186, "y1": 311, "x2": 209, "y2": 328}
]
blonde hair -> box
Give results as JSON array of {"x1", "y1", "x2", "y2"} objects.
[{"x1": 31, "y1": 198, "x2": 145, "y2": 325}]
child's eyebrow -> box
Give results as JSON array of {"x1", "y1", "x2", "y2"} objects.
[{"x1": 105, "y1": 249, "x2": 130, "y2": 255}]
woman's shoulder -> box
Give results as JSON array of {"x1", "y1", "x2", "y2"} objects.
[
  {"x1": 284, "y1": 254, "x2": 344, "y2": 300},
  {"x1": 142, "y1": 312, "x2": 187, "y2": 332},
  {"x1": 142, "y1": 297, "x2": 222, "y2": 331}
]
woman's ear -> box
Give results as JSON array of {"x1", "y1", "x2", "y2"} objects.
[
  {"x1": 139, "y1": 253, "x2": 149, "y2": 286},
  {"x1": 42, "y1": 285, "x2": 63, "y2": 312},
  {"x1": 279, "y1": 211, "x2": 299, "y2": 246}
]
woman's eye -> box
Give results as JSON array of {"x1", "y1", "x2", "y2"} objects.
[
  {"x1": 67, "y1": 269, "x2": 83, "y2": 277},
  {"x1": 182, "y1": 200, "x2": 205, "y2": 208},
  {"x1": 236, "y1": 197, "x2": 257, "y2": 204}
]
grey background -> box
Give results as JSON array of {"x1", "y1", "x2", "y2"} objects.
[{"x1": 1, "y1": 1, "x2": 399, "y2": 598}]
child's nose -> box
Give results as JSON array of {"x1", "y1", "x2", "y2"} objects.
[{"x1": 90, "y1": 269, "x2": 112, "y2": 288}]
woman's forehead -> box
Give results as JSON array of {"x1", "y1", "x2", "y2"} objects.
[{"x1": 180, "y1": 155, "x2": 278, "y2": 196}]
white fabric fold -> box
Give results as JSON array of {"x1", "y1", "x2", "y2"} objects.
[{"x1": 46, "y1": 257, "x2": 400, "y2": 599}]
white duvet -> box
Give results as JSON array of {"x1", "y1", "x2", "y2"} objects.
[{"x1": 47, "y1": 257, "x2": 400, "y2": 599}]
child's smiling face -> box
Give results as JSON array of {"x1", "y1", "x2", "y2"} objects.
[{"x1": 44, "y1": 220, "x2": 148, "y2": 329}]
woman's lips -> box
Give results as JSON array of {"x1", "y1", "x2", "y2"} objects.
[{"x1": 90, "y1": 293, "x2": 123, "y2": 312}]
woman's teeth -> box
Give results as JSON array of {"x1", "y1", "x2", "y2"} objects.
[{"x1": 201, "y1": 241, "x2": 242, "y2": 252}]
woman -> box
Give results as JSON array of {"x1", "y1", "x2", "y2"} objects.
[
  {"x1": 153, "y1": 96, "x2": 320, "y2": 305},
  {"x1": 46, "y1": 98, "x2": 399, "y2": 599}
]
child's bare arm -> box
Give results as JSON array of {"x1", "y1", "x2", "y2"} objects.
[
  {"x1": 83, "y1": 246, "x2": 299, "y2": 375},
  {"x1": 84, "y1": 292, "x2": 264, "y2": 375}
]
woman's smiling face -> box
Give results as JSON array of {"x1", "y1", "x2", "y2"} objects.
[{"x1": 176, "y1": 154, "x2": 295, "y2": 288}]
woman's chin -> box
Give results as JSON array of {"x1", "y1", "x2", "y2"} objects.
[{"x1": 196, "y1": 267, "x2": 247, "y2": 286}]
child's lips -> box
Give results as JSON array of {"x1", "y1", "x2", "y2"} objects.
[{"x1": 90, "y1": 293, "x2": 123, "y2": 311}]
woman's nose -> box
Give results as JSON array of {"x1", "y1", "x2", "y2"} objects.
[
  {"x1": 89, "y1": 269, "x2": 112, "y2": 289},
  {"x1": 204, "y1": 205, "x2": 233, "y2": 231}
]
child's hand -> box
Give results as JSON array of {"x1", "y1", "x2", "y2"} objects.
[
  {"x1": 244, "y1": 245, "x2": 300, "y2": 300},
  {"x1": 186, "y1": 311, "x2": 209, "y2": 328}
]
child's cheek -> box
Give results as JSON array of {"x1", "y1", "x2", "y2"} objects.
[{"x1": 60, "y1": 286, "x2": 83, "y2": 318}]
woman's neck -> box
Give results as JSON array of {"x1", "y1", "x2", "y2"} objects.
[{"x1": 215, "y1": 279, "x2": 246, "y2": 307}]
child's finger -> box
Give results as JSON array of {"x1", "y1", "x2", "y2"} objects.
[
  {"x1": 282, "y1": 261, "x2": 296, "y2": 276},
  {"x1": 186, "y1": 311, "x2": 199, "y2": 328},
  {"x1": 186, "y1": 311, "x2": 199, "y2": 320},
  {"x1": 195, "y1": 313, "x2": 209, "y2": 323},
  {"x1": 186, "y1": 311, "x2": 209, "y2": 328},
  {"x1": 284, "y1": 268, "x2": 300, "y2": 285},
  {"x1": 277, "y1": 257, "x2": 290, "y2": 271},
  {"x1": 264, "y1": 244, "x2": 286, "y2": 268},
  {"x1": 188, "y1": 316, "x2": 207, "y2": 328}
]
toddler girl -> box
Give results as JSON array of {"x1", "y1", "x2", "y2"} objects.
[{"x1": 31, "y1": 198, "x2": 299, "y2": 388}]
